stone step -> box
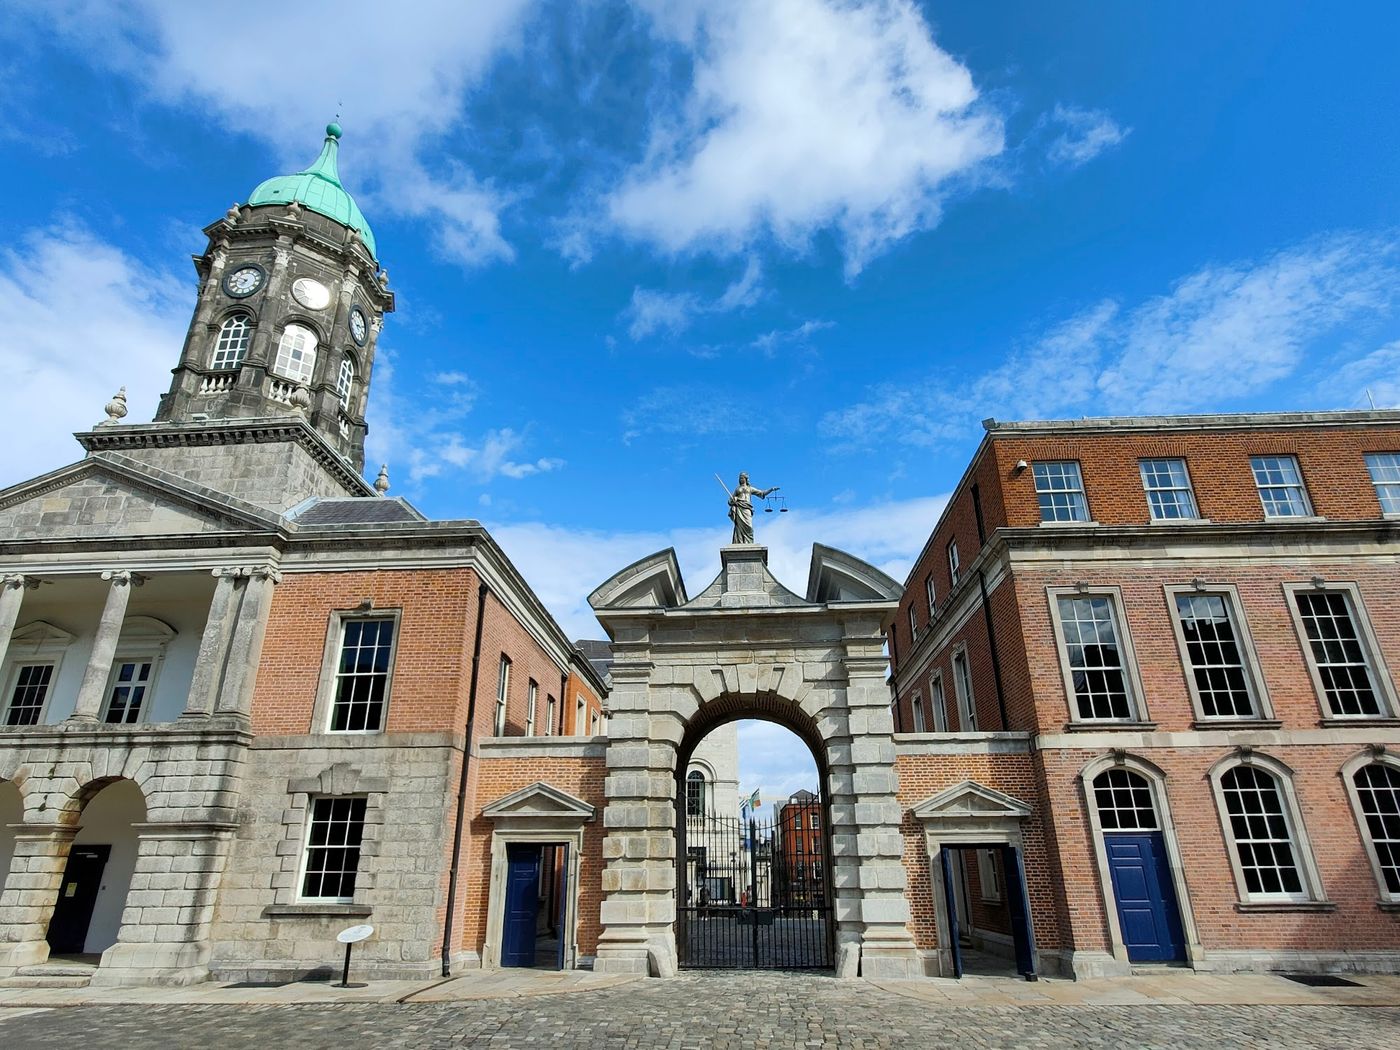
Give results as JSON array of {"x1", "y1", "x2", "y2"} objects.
[{"x1": 1, "y1": 974, "x2": 92, "y2": 988}]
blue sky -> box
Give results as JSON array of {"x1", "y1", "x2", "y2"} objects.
[{"x1": 4, "y1": 0, "x2": 1400, "y2": 656}]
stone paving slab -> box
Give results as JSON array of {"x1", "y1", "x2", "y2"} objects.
[{"x1": 2, "y1": 973, "x2": 1399, "y2": 1049}]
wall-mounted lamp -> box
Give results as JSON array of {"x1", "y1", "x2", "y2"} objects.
[{"x1": 1013, "y1": 459, "x2": 1029, "y2": 474}]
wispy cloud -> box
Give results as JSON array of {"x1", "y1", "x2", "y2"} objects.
[
  {"x1": 603, "y1": 0, "x2": 1004, "y2": 277},
  {"x1": 623, "y1": 257, "x2": 763, "y2": 340},
  {"x1": 1044, "y1": 104, "x2": 1130, "y2": 170},
  {"x1": 824, "y1": 232, "x2": 1400, "y2": 447},
  {"x1": 750, "y1": 319, "x2": 834, "y2": 357},
  {"x1": 0, "y1": 222, "x2": 190, "y2": 485},
  {"x1": 620, "y1": 382, "x2": 769, "y2": 444}
]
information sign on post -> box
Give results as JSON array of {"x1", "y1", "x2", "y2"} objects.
[{"x1": 335, "y1": 924, "x2": 374, "y2": 988}]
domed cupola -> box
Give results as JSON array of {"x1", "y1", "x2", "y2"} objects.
[{"x1": 246, "y1": 123, "x2": 378, "y2": 258}]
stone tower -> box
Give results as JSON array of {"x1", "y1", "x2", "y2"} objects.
[{"x1": 154, "y1": 123, "x2": 394, "y2": 473}]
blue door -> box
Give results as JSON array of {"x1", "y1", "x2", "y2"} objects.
[
  {"x1": 1105, "y1": 833, "x2": 1186, "y2": 963},
  {"x1": 502, "y1": 844, "x2": 542, "y2": 967}
]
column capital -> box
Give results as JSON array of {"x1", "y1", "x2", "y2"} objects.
[
  {"x1": 100, "y1": 570, "x2": 147, "y2": 587},
  {"x1": 2, "y1": 574, "x2": 40, "y2": 590},
  {"x1": 249, "y1": 565, "x2": 283, "y2": 585}
]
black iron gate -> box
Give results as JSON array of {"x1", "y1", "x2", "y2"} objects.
[{"x1": 677, "y1": 806, "x2": 833, "y2": 969}]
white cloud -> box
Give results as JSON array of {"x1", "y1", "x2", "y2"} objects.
[
  {"x1": 24, "y1": 0, "x2": 535, "y2": 266},
  {"x1": 737, "y1": 720, "x2": 820, "y2": 802},
  {"x1": 824, "y1": 233, "x2": 1400, "y2": 447},
  {"x1": 489, "y1": 492, "x2": 946, "y2": 642},
  {"x1": 0, "y1": 223, "x2": 191, "y2": 486},
  {"x1": 623, "y1": 257, "x2": 763, "y2": 340},
  {"x1": 620, "y1": 383, "x2": 768, "y2": 443},
  {"x1": 1319, "y1": 340, "x2": 1400, "y2": 409},
  {"x1": 1045, "y1": 104, "x2": 1129, "y2": 170},
  {"x1": 607, "y1": 0, "x2": 1004, "y2": 276},
  {"x1": 750, "y1": 319, "x2": 834, "y2": 357}
]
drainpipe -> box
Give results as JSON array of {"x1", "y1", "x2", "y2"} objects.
[
  {"x1": 441, "y1": 581, "x2": 490, "y2": 977},
  {"x1": 971, "y1": 484, "x2": 1010, "y2": 731}
]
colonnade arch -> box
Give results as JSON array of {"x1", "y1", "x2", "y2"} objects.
[{"x1": 588, "y1": 542, "x2": 921, "y2": 978}]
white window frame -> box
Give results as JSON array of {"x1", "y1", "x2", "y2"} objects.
[
  {"x1": 98, "y1": 616, "x2": 175, "y2": 726},
  {"x1": 314, "y1": 610, "x2": 402, "y2": 735},
  {"x1": 1365, "y1": 452, "x2": 1400, "y2": 517},
  {"x1": 925, "y1": 575, "x2": 937, "y2": 618},
  {"x1": 590, "y1": 710, "x2": 600, "y2": 735},
  {"x1": 1033, "y1": 460, "x2": 1091, "y2": 523},
  {"x1": 1250, "y1": 454, "x2": 1313, "y2": 518},
  {"x1": 576, "y1": 694, "x2": 586, "y2": 736},
  {"x1": 1208, "y1": 753, "x2": 1326, "y2": 906},
  {"x1": 1282, "y1": 581, "x2": 1398, "y2": 721},
  {"x1": 210, "y1": 314, "x2": 253, "y2": 371},
  {"x1": 525, "y1": 679, "x2": 538, "y2": 737},
  {"x1": 1164, "y1": 583, "x2": 1273, "y2": 724},
  {"x1": 947, "y1": 540, "x2": 960, "y2": 588},
  {"x1": 296, "y1": 794, "x2": 369, "y2": 904},
  {"x1": 686, "y1": 770, "x2": 707, "y2": 818},
  {"x1": 976, "y1": 849, "x2": 1001, "y2": 902},
  {"x1": 951, "y1": 644, "x2": 977, "y2": 732},
  {"x1": 907, "y1": 604, "x2": 918, "y2": 640},
  {"x1": 494, "y1": 655, "x2": 511, "y2": 736},
  {"x1": 0, "y1": 620, "x2": 73, "y2": 727},
  {"x1": 928, "y1": 670, "x2": 948, "y2": 732},
  {"x1": 273, "y1": 323, "x2": 319, "y2": 384},
  {"x1": 102, "y1": 654, "x2": 161, "y2": 725},
  {"x1": 911, "y1": 691, "x2": 926, "y2": 733},
  {"x1": 1140, "y1": 458, "x2": 1201, "y2": 521},
  {"x1": 1047, "y1": 586, "x2": 1149, "y2": 725},
  {"x1": 1341, "y1": 750, "x2": 1400, "y2": 903},
  {"x1": 336, "y1": 355, "x2": 356, "y2": 411},
  {"x1": 545, "y1": 695, "x2": 556, "y2": 736}
]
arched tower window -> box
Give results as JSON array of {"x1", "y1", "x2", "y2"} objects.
[
  {"x1": 337, "y1": 356, "x2": 356, "y2": 411},
  {"x1": 686, "y1": 770, "x2": 707, "y2": 817},
  {"x1": 273, "y1": 324, "x2": 318, "y2": 384},
  {"x1": 210, "y1": 315, "x2": 252, "y2": 371},
  {"x1": 1352, "y1": 762, "x2": 1400, "y2": 896}
]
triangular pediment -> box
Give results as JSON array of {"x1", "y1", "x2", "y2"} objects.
[
  {"x1": 912, "y1": 780, "x2": 1032, "y2": 822},
  {"x1": 482, "y1": 781, "x2": 595, "y2": 822},
  {"x1": 0, "y1": 456, "x2": 283, "y2": 541}
]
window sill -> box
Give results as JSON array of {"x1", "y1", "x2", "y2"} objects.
[
  {"x1": 1063, "y1": 721, "x2": 1157, "y2": 732},
  {"x1": 1037, "y1": 520, "x2": 1098, "y2": 528},
  {"x1": 1260, "y1": 514, "x2": 1327, "y2": 524},
  {"x1": 1233, "y1": 900, "x2": 1335, "y2": 914},
  {"x1": 1318, "y1": 717, "x2": 1400, "y2": 728},
  {"x1": 1148, "y1": 517, "x2": 1211, "y2": 526},
  {"x1": 1192, "y1": 719, "x2": 1283, "y2": 731},
  {"x1": 1377, "y1": 901, "x2": 1400, "y2": 913},
  {"x1": 262, "y1": 903, "x2": 372, "y2": 919}
]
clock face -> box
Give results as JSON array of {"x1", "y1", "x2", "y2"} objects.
[
  {"x1": 349, "y1": 307, "x2": 368, "y2": 345},
  {"x1": 291, "y1": 277, "x2": 331, "y2": 310},
  {"x1": 224, "y1": 265, "x2": 264, "y2": 298}
]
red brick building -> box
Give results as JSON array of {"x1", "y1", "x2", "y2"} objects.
[
  {"x1": 776, "y1": 790, "x2": 824, "y2": 907},
  {"x1": 889, "y1": 410, "x2": 1400, "y2": 977}
]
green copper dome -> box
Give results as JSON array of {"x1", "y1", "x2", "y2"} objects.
[{"x1": 246, "y1": 124, "x2": 377, "y2": 257}]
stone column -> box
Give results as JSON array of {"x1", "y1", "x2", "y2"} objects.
[
  {"x1": 839, "y1": 637, "x2": 921, "y2": 978},
  {"x1": 91, "y1": 823, "x2": 236, "y2": 987},
  {"x1": 69, "y1": 570, "x2": 144, "y2": 723},
  {"x1": 0, "y1": 574, "x2": 39, "y2": 668},
  {"x1": 0, "y1": 825, "x2": 76, "y2": 975},
  {"x1": 214, "y1": 566, "x2": 280, "y2": 719},
  {"x1": 178, "y1": 569, "x2": 243, "y2": 720},
  {"x1": 594, "y1": 657, "x2": 679, "y2": 977}
]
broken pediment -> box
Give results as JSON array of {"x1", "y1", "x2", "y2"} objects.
[
  {"x1": 912, "y1": 780, "x2": 1033, "y2": 823},
  {"x1": 589, "y1": 548, "x2": 688, "y2": 611},
  {"x1": 683, "y1": 545, "x2": 810, "y2": 611},
  {"x1": 482, "y1": 781, "x2": 596, "y2": 822},
  {"x1": 806, "y1": 544, "x2": 902, "y2": 603},
  {"x1": 0, "y1": 457, "x2": 281, "y2": 542}
]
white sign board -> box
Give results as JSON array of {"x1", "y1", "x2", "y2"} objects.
[{"x1": 337, "y1": 924, "x2": 374, "y2": 944}]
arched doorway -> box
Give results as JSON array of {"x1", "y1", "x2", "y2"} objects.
[
  {"x1": 48, "y1": 779, "x2": 145, "y2": 958},
  {"x1": 676, "y1": 705, "x2": 832, "y2": 970},
  {"x1": 589, "y1": 543, "x2": 920, "y2": 979}
]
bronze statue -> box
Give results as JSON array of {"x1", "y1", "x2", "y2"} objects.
[{"x1": 723, "y1": 472, "x2": 780, "y2": 545}]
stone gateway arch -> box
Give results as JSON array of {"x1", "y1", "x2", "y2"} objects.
[{"x1": 587, "y1": 543, "x2": 920, "y2": 978}]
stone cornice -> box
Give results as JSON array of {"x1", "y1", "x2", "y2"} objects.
[
  {"x1": 982, "y1": 408, "x2": 1400, "y2": 437},
  {"x1": 0, "y1": 723, "x2": 253, "y2": 749}
]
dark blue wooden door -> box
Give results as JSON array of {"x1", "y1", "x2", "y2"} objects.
[
  {"x1": 502, "y1": 844, "x2": 542, "y2": 967},
  {"x1": 939, "y1": 847, "x2": 963, "y2": 978},
  {"x1": 1105, "y1": 833, "x2": 1186, "y2": 963}
]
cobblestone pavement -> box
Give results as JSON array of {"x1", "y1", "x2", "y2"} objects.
[{"x1": 3, "y1": 973, "x2": 1398, "y2": 1049}]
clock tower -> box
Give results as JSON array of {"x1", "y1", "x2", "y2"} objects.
[{"x1": 153, "y1": 123, "x2": 394, "y2": 473}]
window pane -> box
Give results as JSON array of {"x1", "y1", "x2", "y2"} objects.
[
  {"x1": 103, "y1": 661, "x2": 151, "y2": 724},
  {"x1": 1355, "y1": 764, "x2": 1400, "y2": 894},
  {"x1": 5, "y1": 663, "x2": 54, "y2": 726},
  {"x1": 1251, "y1": 456, "x2": 1310, "y2": 517},
  {"x1": 1366, "y1": 453, "x2": 1400, "y2": 514},
  {"x1": 686, "y1": 771, "x2": 706, "y2": 817},
  {"x1": 1221, "y1": 766, "x2": 1304, "y2": 898},
  {"x1": 1093, "y1": 768, "x2": 1159, "y2": 831},
  {"x1": 1175, "y1": 593, "x2": 1256, "y2": 718},
  {"x1": 330, "y1": 618, "x2": 395, "y2": 732},
  {"x1": 273, "y1": 324, "x2": 318, "y2": 384},
  {"x1": 211, "y1": 315, "x2": 252, "y2": 370},
  {"x1": 1057, "y1": 596, "x2": 1133, "y2": 720},
  {"x1": 301, "y1": 796, "x2": 368, "y2": 900},
  {"x1": 1293, "y1": 591, "x2": 1381, "y2": 716},
  {"x1": 1033, "y1": 461, "x2": 1089, "y2": 522},
  {"x1": 1140, "y1": 458, "x2": 1198, "y2": 520},
  {"x1": 337, "y1": 357, "x2": 356, "y2": 410}
]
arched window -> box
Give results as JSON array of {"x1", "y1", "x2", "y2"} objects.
[
  {"x1": 210, "y1": 315, "x2": 252, "y2": 371},
  {"x1": 1217, "y1": 764, "x2": 1310, "y2": 900},
  {"x1": 273, "y1": 323, "x2": 318, "y2": 384},
  {"x1": 686, "y1": 770, "x2": 707, "y2": 817},
  {"x1": 1092, "y1": 768, "x2": 1158, "y2": 830},
  {"x1": 1352, "y1": 762, "x2": 1400, "y2": 897},
  {"x1": 337, "y1": 356, "x2": 356, "y2": 411}
]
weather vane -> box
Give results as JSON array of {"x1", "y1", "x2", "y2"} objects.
[{"x1": 715, "y1": 471, "x2": 784, "y2": 545}]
